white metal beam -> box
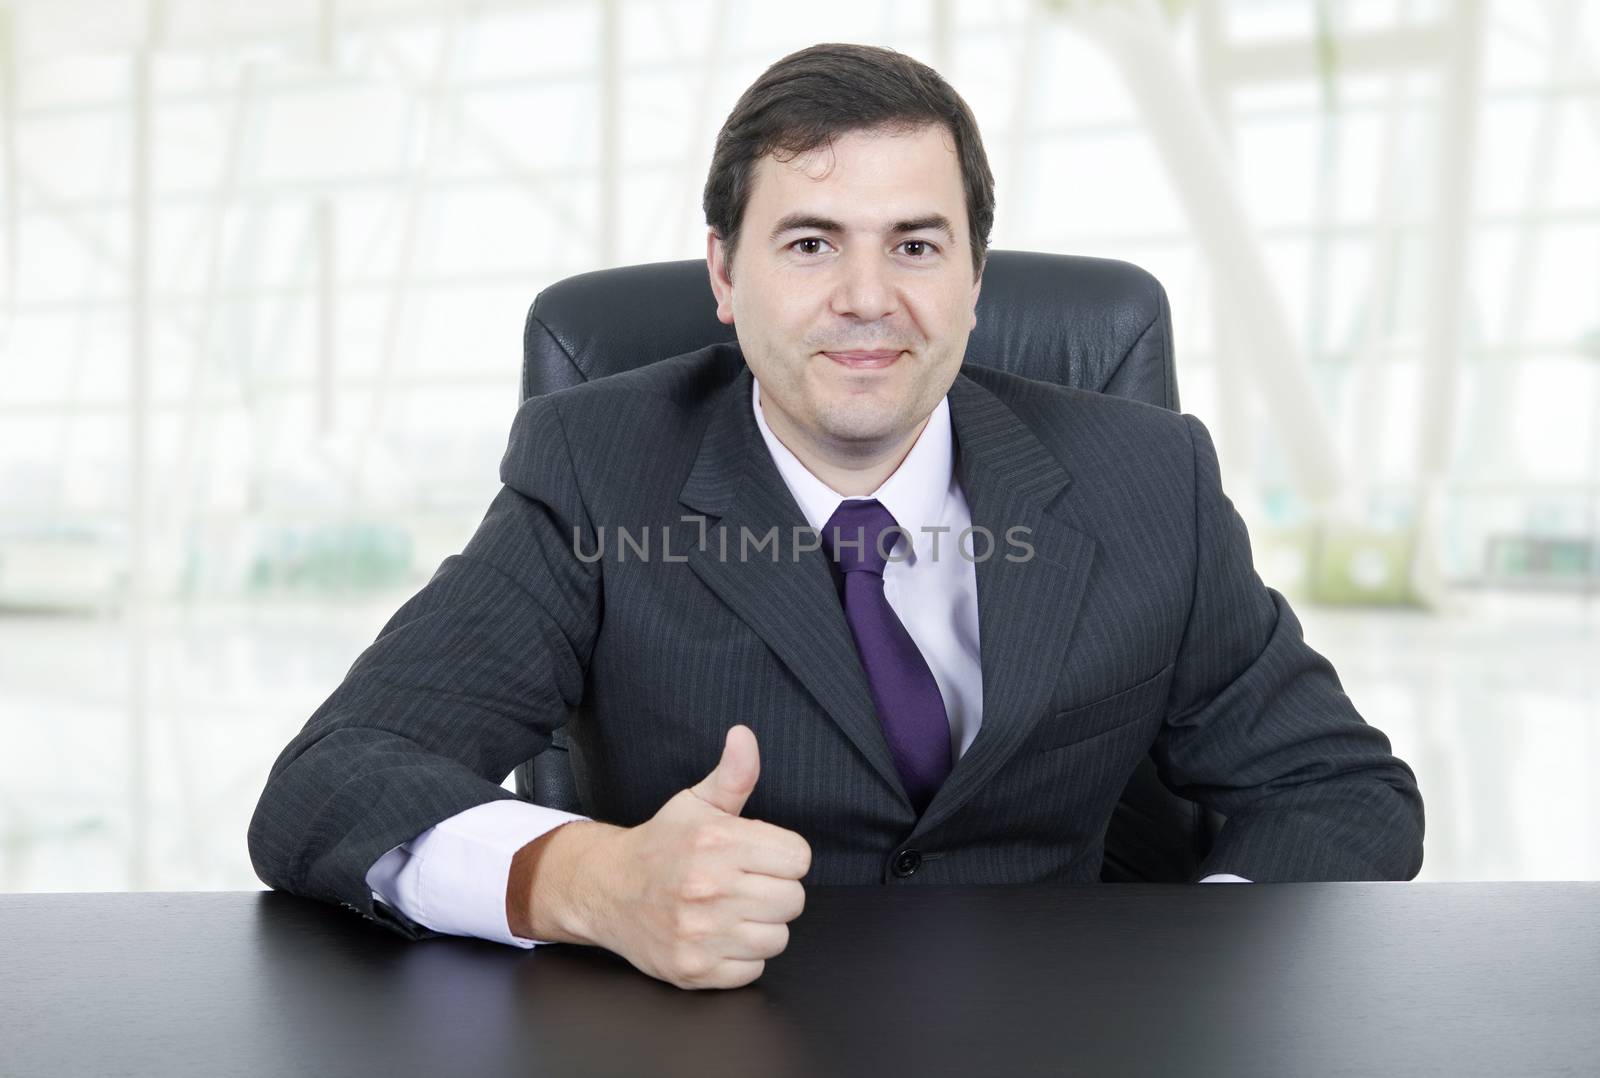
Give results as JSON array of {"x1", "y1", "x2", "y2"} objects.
[
  {"x1": 2, "y1": 3, "x2": 16, "y2": 314},
  {"x1": 1215, "y1": 24, "x2": 1447, "y2": 84},
  {"x1": 1192, "y1": 0, "x2": 1254, "y2": 498},
  {"x1": 676, "y1": 0, "x2": 730, "y2": 257},
  {"x1": 1410, "y1": 0, "x2": 1485, "y2": 602},
  {"x1": 353, "y1": 13, "x2": 461, "y2": 501},
  {"x1": 598, "y1": 0, "x2": 619, "y2": 267},
  {"x1": 1067, "y1": 0, "x2": 1344, "y2": 501},
  {"x1": 126, "y1": 0, "x2": 161, "y2": 892}
]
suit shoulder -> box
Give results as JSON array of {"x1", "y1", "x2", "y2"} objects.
[
  {"x1": 956, "y1": 365, "x2": 1204, "y2": 532},
  {"x1": 508, "y1": 342, "x2": 742, "y2": 444},
  {"x1": 546, "y1": 342, "x2": 743, "y2": 412},
  {"x1": 500, "y1": 342, "x2": 741, "y2": 493},
  {"x1": 958, "y1": 362, "x2": 1192, "y2": 449}
]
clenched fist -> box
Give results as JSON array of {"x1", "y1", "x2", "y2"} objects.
[{"x1": 510, "y1": 725, "x2": 812, "y2": 990}]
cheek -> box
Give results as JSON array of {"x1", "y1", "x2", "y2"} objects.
[
  {"x1": 741, "y1": 285, "x2": 804, "y2": 339},
  {"x1": 769, "y1": 288, "x2": 816, "y2": 331},
  {"x1": 904, "y1": 285, "x2": 970, "y2": 340},
  {"x1": 943, "y1": 278, "x2": 979, "y2": 321}
]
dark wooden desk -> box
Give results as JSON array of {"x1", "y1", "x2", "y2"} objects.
[{"x1": 2, "y1": 884, "x2": 1596, "y2": 1077}]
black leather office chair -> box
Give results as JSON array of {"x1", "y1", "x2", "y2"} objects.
[{"x1": 511, "y1": 250, "x2": 1225, "y2": 882}]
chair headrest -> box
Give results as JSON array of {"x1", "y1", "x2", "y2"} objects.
[{"x1": 523, "y1": 250, "x2": 1177, "y2": 410}]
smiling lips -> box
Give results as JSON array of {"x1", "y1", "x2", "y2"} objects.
[{"x1": 823, "y1": 349, "x2": 903, "y2": 369}]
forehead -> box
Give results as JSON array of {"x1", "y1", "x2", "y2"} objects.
[{"x1": 745, "y1": 124, "x2": 967, "y2": 226}]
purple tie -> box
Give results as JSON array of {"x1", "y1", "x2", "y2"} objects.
[{"x1": 821, "y1": 499, "x2": 952, "y2": 815}]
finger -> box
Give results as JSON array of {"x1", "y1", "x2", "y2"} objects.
[
  {"x1": 694, "y1": 958, "x2": 766, "y2": 991},
  {"x1": 687, "y1": 725, "x2": 760, "y2": 817},
  {"x1": 727, "y1": 821, "x2": 812, "y2": 879},
  {"x1": 724, "y1": 874, "x2": 806, "y2": 924},
  {"x1": 715, "y1": 920, "x2": 790, "y2": 962}
]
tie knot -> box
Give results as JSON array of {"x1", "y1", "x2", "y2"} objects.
[{"x1": 821, "y1": 499, "x2": 904, "y2": 576}]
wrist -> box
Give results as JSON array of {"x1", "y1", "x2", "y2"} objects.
[{"x1": 507, "y1": 819, "x2": 622, "y2": 946}]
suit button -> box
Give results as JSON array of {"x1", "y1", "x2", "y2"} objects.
[{"x1": 893, "y1": 849, "x2": 922, "y2": 877}]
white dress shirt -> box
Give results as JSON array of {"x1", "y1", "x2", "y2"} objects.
[{"x1": 365, "y1": 376, "x2": 1245, "y2": 948}]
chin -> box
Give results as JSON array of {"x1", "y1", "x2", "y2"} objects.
[{"x1": 814, "y1": 401, "x2": 910, "y2": 445}]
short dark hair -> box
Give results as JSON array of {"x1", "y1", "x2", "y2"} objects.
[{"x1": 703, "y1": 42, "x2": 995, "y2": 280}]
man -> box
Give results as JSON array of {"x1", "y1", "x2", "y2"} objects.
[{"x1": 249, "y1": 42, "x2": 1424, "y2": 991}]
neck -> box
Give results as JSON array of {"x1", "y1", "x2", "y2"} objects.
[{"x1": 762, "y1": 402, "x2": 930, "y2": 498}]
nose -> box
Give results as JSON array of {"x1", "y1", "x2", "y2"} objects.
[{"x1": 829, "y1": 246, "x2": 897, "y2": 323}]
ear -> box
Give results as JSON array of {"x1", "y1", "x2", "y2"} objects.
[
  {"x1": 968, "y1": 259, "x2": 984, "y2": 331},
  {"x1": 707, "y1": 230, "x2": 735, "y2": 326}
]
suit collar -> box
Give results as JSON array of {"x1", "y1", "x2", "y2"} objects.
[
  {"x1": 751, "y1": 375, "x2": 955, "y2": 566},
  {"x1": 677, "y1": 362, "x2": 1075, "y2": 516},
  {"x1": 678, "y1": 360, "x2": 1097, "y2": 831}
]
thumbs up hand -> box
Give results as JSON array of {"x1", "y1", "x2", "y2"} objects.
[{"x1": 582, "y1": 725, "x2": 813, "y2": 989}]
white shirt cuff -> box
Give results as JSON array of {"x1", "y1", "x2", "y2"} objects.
[
  {"x1": 1198, "y1": 873, "x2": 1253, "y2": 883},
  {"x1": 365, "y1": 798, "x2": 591, "y2": 948}
]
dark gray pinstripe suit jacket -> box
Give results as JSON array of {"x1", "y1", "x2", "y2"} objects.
[{"x1": 248, "y1": 342, "x2": 1424, "y2": 941}]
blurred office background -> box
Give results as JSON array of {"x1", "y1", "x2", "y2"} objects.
[{"x1": 0, "y1": 0, "x2": 1596, "y2": 892}]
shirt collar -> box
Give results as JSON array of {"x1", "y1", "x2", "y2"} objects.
[{"x1": 751, "y1": 374, "x2": 953, "y2": 563}]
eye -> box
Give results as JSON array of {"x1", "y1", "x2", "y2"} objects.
[
  {"x1": 899, "y1": 240, "x2": 938, "y2": 258},
  {"x1": 790, "y1": 237, "x2": 833, "y2": 255}
]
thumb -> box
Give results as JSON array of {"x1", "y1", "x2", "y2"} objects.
[{"x1": 689, "y1": 724, "x2": 760, "y2": 817}]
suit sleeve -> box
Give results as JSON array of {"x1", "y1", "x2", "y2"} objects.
[
  {"x1": 1151, "y1": 413, "x2": 1425, "y2": 882},
  {"x1": 247, "y1": 394, "x2": 602, "y2": 939}
]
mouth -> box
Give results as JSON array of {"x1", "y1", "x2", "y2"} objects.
[{"x1": 822, "y1": 349, "x2": 904, "y2": 370}]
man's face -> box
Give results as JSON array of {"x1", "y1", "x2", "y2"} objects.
[{"x1": 707, "y1": 123, "x2": 982, "y2": 460}]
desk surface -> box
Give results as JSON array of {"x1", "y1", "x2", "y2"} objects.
[{"x1": 3, "y1": 883, "x2": 1597, "y2": 1077}]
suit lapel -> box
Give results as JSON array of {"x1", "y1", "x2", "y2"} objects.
[
  {"x1": 911, "y1": 371, "x2": 1097, "y2": 837},
  {"x1": 678, "y1": 361, "x2": 1098, "y2": 828}
]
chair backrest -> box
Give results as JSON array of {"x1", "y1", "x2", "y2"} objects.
[
  {"x1": 512, "y1": 250, "x2": 1222, "y2": 882},
  {"x1": 522, "y1": 251, "x2": 1178, "y2": 406}
]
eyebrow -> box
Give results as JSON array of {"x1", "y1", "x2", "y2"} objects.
[{"x1": 767, "y1": 213, "x2": 957, "y2": 243}]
